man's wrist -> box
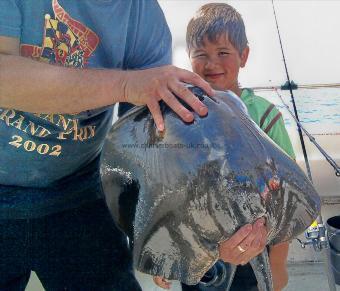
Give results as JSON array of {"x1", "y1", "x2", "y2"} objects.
[{"x1": 111, "y1": 69, "x2": 131, "y2": 104}]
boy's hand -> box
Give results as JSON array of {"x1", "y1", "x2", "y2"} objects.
[
  {"x1": 123, "y1": 65, "x2": 213, "y2": 131},
  {"x1": 153, "y1": 275, "x2": 171, "y2": 289},
  {"x1": 218, "y1": 217, "x2": 267, "y2": 265}
]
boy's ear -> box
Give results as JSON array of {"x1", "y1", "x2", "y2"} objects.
[{"x1": 240, "y1": 46, "x2": 249, "y2": 68}]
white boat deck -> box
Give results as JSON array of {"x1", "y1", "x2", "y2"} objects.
[
  {"x1": 26, "y1": 262, "x2": 340, "y2": 291},
  {"x1": 24, "y1": 202, "x2": 340, "y2": 291}
]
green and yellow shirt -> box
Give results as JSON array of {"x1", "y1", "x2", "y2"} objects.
[{"x1": 241, "y1": 88, "x2": 295, "y2": 159}]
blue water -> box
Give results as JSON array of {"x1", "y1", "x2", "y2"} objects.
[{"x1": 258, "y1": 88, "x2": 340, "y2": 134}]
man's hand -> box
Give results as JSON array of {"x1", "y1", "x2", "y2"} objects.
[
  {"x1": 123, "y1": 65, "x2": 213, "y2": 131},
  {"x1": 218, "y1": 217, "x2": 267, "y2": 265}
]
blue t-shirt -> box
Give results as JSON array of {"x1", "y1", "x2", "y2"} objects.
[{"x1": 0, "y1": 0, "x2": 172, "y2": 218}]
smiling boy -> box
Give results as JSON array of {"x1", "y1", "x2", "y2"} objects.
[{"x1": 185, "y1": 3, "x2": 295, "y2": 291}]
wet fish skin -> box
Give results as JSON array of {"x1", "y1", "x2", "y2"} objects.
[{"x1": 100, "y1": 88, "x2": 321, "y2": 290}]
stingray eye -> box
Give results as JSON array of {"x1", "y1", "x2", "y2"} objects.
[
  {"x1": 188, "y1": 86, "x2": 206, "y2": 101},
  {"x1": 268, "y1": 176, "x2": 280, "y2": 191}
]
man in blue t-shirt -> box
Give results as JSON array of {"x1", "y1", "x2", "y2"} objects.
[
  {"x1": 0, "y1": 0, "x2": 213, "y2": 290},
  {"x1": 0, "y1": 1, "x2": 270, "y2": 290}
]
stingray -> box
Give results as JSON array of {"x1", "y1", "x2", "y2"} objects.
[{"x1": 100, "y1": 87, "x2": 320, "y2": 291}]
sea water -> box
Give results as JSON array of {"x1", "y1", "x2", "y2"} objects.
[
  {"x1": 259, "y1": 87, "x2": 340, "y2": 197},
  {"x1": 259, "y1": 87, "x2": 340, "y2": 135}
]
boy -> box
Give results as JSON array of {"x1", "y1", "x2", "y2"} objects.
[
  {"x1": 187, "y1": 3, "x2": 294, "y2": 291},
  {"x1": 155, "y1": 3, "x2": 294, "y2": 291}
]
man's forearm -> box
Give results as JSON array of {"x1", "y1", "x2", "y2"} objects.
[
  {"x1": 0, "y1": 54, "x2": 127, "y2": 114},
  {"x1": 0, "y1": 34, "x2": 212, "y2": 130}
]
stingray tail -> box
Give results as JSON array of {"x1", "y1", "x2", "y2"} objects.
[{"x1": 249, "y1": 248, "x2": 274, "y2": 291}]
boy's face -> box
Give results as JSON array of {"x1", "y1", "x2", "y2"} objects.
[{"x1": 189, "y1": 34, "x2": 249, "y2": 94}]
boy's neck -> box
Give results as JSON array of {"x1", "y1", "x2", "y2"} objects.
[{"x1": 233, "y1": 87, "x2": 242, "y2": 97}]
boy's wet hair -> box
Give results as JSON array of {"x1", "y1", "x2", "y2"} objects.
[{"x1": 186, "y1": 3, "x2": 248, "y2": 55}]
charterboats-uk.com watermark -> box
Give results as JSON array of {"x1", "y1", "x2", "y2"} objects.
[{"x1": 121, "y1": 142, "x2": 219, "y2": 150}]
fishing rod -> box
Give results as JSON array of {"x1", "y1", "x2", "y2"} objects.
[
  {"x1": 273, "y1": 88, "x2": 340, "y2": 177},
  {"x1": 271, "y1": 0, "x2": 312, "y2": 181},
  {"x1": 271, "y1": 1, "x2": 337, "y2": 290}
]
